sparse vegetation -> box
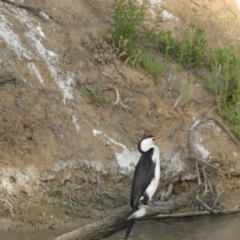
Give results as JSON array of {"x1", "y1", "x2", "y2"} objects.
[
  {"x1": 109, "y1": 0, "x2": 163, "y2": 81},
  {"x1": 46, "y1": 185, "x2": 69, "y2": 207},
  {"x1": 108, "y1": 1, "x2": 208, "y2": 80},
  {"x1": 0, "y1": 71, "x2": 15, "y2": 83},
  {"x1": 205, "y1": 46, "x2": 240, "y2": 138},
  {"x1": 84, "y1": 86, "x2": 108, "y2": 105},
  {"x1": 179, "y1": 82, "x2": 194, "y2": 107},
  {"x1": 84, "y1": 0, "x2": 240, "y2": 138},
  {"x1": 26, "y1": 200, "x2": 39, "y2": 208},
  {"x1": 109, "y1": 0, "x2": 240, "y2": 138},
  {"x1": 91, "y1": 33, "x2": 120, "y2": 64}
]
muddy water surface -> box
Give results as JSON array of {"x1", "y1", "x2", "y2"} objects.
[
  {"x1": 1, "y1": 214, "x2": 240, "y2": 240},
  {"x1": 107, "y1": 214, "x2": 240, "y2": 240}
]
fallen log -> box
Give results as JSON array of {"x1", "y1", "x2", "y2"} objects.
[{"x1": 54, "y1": 184, "x2": 202, "y2": 240}]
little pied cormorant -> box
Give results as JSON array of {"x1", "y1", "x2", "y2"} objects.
[{"x1": 125, "y1": 135, "x2": 161, "y2": 240}]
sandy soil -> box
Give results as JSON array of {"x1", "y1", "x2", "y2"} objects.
[{"x1": 0, "y1": 0, "x2": 240, "y2": 233}]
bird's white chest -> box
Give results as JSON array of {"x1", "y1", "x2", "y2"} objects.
[{"x1": 145, "y1": 147, "x2": 160, "y2": 200}]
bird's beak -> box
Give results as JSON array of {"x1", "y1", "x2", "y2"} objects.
[{"x1": 153, "y1": 138, "x2": 162, "y2": 145}]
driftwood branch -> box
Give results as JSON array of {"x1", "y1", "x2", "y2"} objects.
[
  {"x1": 153, "y1": 205, "x2": 240, "y2": 219},
  {"x1": 54, "y1": 185, "x2": 202, "y2": 240}
]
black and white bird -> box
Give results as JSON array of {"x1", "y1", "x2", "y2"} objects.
[{"x1": 125, "y1": 135, "x2": 161, "y2": 240}]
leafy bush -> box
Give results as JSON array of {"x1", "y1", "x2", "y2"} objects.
[
  {"x1": 206, "y1": 45, "x2": 240, "y2": 138},
  {"x1": 110, "y1": 0, "x2": 163, "y2": 81},
  {"x1": 158, "y1": 30, "x2": 175, "y2": 62},
  {"x1": 111, "y1": 0, "x2": 147, "y2": 54},
  {"x1": 174, "y1": 24, "x2": 207, "y2": 68}
]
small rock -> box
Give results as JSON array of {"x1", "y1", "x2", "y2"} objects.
[
  {"x1": 41, "y1": 211, "x2": 46, "y2": 217},
  {"x1": 22, "y1": 117, "x2": 33, "y2": 128}
]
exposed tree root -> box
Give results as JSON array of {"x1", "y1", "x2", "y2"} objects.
[
  {"x1": 187, "y1": 116, "x2": 227, "y2": 211},
  {"x1": 0, "y1": 198, "x2": 14, "y2": 221}
]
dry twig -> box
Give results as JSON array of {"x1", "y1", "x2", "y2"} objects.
[
  {"x1": 188, "y1": 119, "x2": 202, "y2": 185},
  {"x1": 196, "y1": 195, "x2": 216, "y2": 214},
  {"x1": 112, "y1": 87, "x2": 120, "y2": 106},
  {"x1": 212, "y1": 184, "x2": 224, "y2": 208},
  {"x1": 202, "y1": 165, "x2": 208, "y2": 197},
  {"x1": 0, "y1": 77, "x2": 15, "y2": 84},
  {"x1": 188, "y1": 155, "x2": 225, "y2": 176},
  {"x1": 157, "y1": 183, "x2": 173, "y2": 201}
]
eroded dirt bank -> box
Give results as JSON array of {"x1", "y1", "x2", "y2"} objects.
[{"x1": 0, "y1": 0, "x2": 240, "y2": 232}]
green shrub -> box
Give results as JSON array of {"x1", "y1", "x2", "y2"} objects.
[
  {"x1": 174, "y1": 24, "x2": 207, "y2": 68},
  {"x1": 110, "y1": 0, "x2": 163, "y2": 81},
  {"x1": 207, "y1": 46, "x2": 240, "y2": 108},
  {"x1": 158, "y1": 30, "x2": 175, "y2": 62},
  {"x1": 204, "y1": 45, "x2": 240, "y2": 138},
  {"x1": 141, "y1": 53, "x2": 163, "y2": 81},
  {"x1": 111, "y1": 0, "x2": 147, "y2": 54},
  {"x1": 84, "y1": 86, "x2": 108, "y2": 105}
]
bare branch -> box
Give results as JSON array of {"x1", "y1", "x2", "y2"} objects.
[
  {"x1": 188, "y1": 155, "x2": 225, "y2": 175},
  {"x1": 196, "y1": 195, "x2": 216, "y2": 214},
  {"x1": 153, "y1": 206, "x2": 240, "y2": 219}
]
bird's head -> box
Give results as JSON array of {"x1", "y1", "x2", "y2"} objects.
[{"x1": 138, "y1": 135, "x2": 162, "y2": 153}]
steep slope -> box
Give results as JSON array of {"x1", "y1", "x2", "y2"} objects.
[{"x1": 0, "y1": 0, "x2": 240, "y2": 230}]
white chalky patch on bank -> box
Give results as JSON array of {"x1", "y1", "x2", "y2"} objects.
[
  {"x1": 195, "y1": 142, "x2": 210, "y2": 160},
  {"x1": 236, "y1": 0, "x2": 240, "y2": 9},
  {"x1": 28, "y1": 62, "x2": 45, "y2": 86},
  {"x1": 0, "y1": 5, "x2": 75, "y2": 102},
  {"x1": 162, "y1": 10, "x2": 179, "y2": 21},
  {"x1": 0, "y1": 14, "x2": 33, "y2": 60},
  {"x1": 72, "y1": 115, "x2": 81, "y2": 133},
  {"x1": 93, "y1": 129, "x2": 140, "y2": 172},
  {"x1": 137, "y1": 0, "x2": 179, "y2": 21}
]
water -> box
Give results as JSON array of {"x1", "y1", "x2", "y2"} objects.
[
  {"x1": 0, "y1": 225, "x2": 77, "y2": 240},
  {"x1": 1, "y1": 214, "x2": 240, "y2": 239},
  {"x1": 106, "y1": 214, "x2": 240, "y2": 240}
]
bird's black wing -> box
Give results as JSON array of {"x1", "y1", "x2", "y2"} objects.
[{"x1": 130, "y1": 149, "x2": 155, "y2": 210}]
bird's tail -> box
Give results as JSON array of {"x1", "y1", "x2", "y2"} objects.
[{"x1": 124, "y1": 218, "x2": 135, "y2": 240}]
